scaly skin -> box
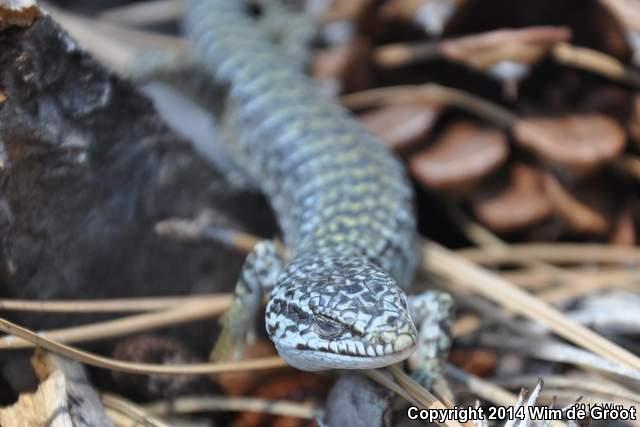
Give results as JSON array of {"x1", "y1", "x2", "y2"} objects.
[{"x1": 185, "y1": 0, "x2": 436, "y2": 371}]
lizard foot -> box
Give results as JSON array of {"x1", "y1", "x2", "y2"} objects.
[
  {"x1": 407, "y1": 290, "x2": 454, "y2": 400},
  {"x1": 211, "y1": 300, "x2": 257, "y2": 361},
  {"x1": 210, "y1": 240, "x2": 284, "y2": 362}
]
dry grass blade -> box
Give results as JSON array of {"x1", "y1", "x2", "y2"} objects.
[
  {"x1": 387, "y1": 365, "x2": 476, "y2": 427},
  {"x1": 144, "y1": 395, "x2": 322, "y2": 419},
  {"x1": 341, "y1": 83, "x2": 518, "y2": 127},
  {"x1": 375, "y1": 26, "x2": 571, "y2": 70},
  {"x1": 446, "y1": 366, "x2": 568, "y2": 427},
  {"x1": 0, "y1": 298, "x2": 232, "y2": 349},
  {"x1": 0, "y1": 294, "x2": 229, "y2": 313},
  {"x1": 496, "y1": 375, "x2": 640, "y2": 405},
  {"x1": 0, "y1": 316, "x2": 287, "y2": 374},
  {"x1": 44, "y1": 3, "x2": 185, "y2": 71},
  {"x1": 364, "y1": 369, "x2": 422, "y2": 408},
  {"x1": 552, "y1": 42, "x2": 640, "y2": 86},
  {"x1": 480, "y1": 334, "x2": 640, "y2": 382},
  {"x1": 446, "y1": 364, "x2": 519, "y2": 407},
  {"x1": 47, "y1": 4, "x2": 185, "y2": 51},
  {"x1": 365, "y1": 368, "x2": 465, "y2": 427},
  {"x1": 425, "y1": 242, "x2": 640, "y2": 371},
  {"x1": 457, "y1": 243, "x2": 640, "y2": 265},
  {"x1": 98, "y1": 0, "x2": 182, "y2": 27},
  {"x1": 102, "y1": 393, "x2": 172, "y2": 427}
]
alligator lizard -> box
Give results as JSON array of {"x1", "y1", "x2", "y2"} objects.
[{"x1": 184, "y1": 0, "x2": 452, "y2": 378}]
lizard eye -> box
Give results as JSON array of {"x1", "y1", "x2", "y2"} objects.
[{"x1": 313, "y1": 315, "x2": 344, "y2": 339}]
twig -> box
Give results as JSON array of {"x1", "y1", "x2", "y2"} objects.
[
  {"x1": 552, "y1": 42, "x2": 640, "y2": 87},
  {"x1": 44, "y1": 3, "x2": 185, "y2": 71},
  {"x1": 340, "y1": 83, "x2": 518, "y2": 127},
  {"x1": 364, "y1": 369, "x2": 422, "y2": 409},
  {"x1": 98, "y1": 0, "x2": 183, "y2": 27},
  {"x1": 155, "y1": 216, "x2": 260, "y2": 254},
  {"x1": 502, "y1": 268, "x2": 639, "y2": 293},
  {"x1": 102, "y1": 393, "x2": 171, "y2": 427},
  {"x1": 495, "y1": 374, "x2": 640, "y2": 405},
  {"x1": 47, "y1": 4, "x2": 185, "y2": 51},
  {"x1": 0, "y1": 315, "x2": 288, "y2": 374},
  {"x1": 0, "y1": 294, "x2": 228, "y2": 313},
  {"x1": 425, "y1": 241, "x2": 640, "y2": 371},
  {"x1": 364, "y1": 369, "x2": 466, "y2": 427},
  {"x1": 456, "y1": 243, "x2": 640, "y2": 266},
  {"x1": 374, "y1": 26, "x2": 571, "y2": 70},
  {"x1": 479, "y1": 334, "x2": 640, "y2": 383},
  {"x1": 0, "y1": 298, "x2": 232, "y2": 349},
  {"x1": 373, "y1": 28, "x2": 639, "y2": 88},
  {"x1": 447, "y1": 364, "x2": 520, "y2": 407},
  {"x1": 387, "y1": 365, "x2": 477, "y2": 427},
  {"x1": 446, "y1": 365, "x2": 568, "y2": 427},
  {"x1": 144, "y1": 395, "x2": 322, "y2": 419},
  {"x1": 537, "y1": 273, "x2": 640, "y2": 304}
]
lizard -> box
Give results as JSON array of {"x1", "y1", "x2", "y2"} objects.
[{"x1": 184, "y1": 0, "x2": 453, "y2": 385}]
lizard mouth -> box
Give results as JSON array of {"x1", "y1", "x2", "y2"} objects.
[{"x1": 274, "y1": 338, "x2": 416, "y2": 371}]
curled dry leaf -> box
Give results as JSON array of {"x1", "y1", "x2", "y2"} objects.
[
  {"x1": 472, "y1": 164, "x2": 552, "y2": 233},
  {"x1": 513, "y1": 114, "x2": 626, "y2": 175},
  {"x1": 231, "y1": 373, "x2": 330, "y2": 427},
  {"x1": 542, "y1": 172, "x2": 610, "y2": 235},
  {"x1": 359, "y1": 104, "x2": 440, "y2": 154},
  {"x1": 312, "y1": 37, "x2": 372, "y2": 95},
  {"x1": 449, "y1": 349, "x2": 497, "y2": 377},
  {"x1": 409, "y1": 121, "x2": 508, "y2": 191},
  {"x1": 216, "y1": 339, "x2": 280, "y2": 396}
]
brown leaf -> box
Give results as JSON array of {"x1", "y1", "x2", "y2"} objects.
[
  {"x1": 410, "y1": 121, "x2": 508, "y2": 191},
  {"x1": 449, "y1": 349, "x2": 497, "y2": 377},
  {"x1": 216, "y1": 339, "x2": 281, "y2": 396},
  {"x1": 359, "y1": 104, "x2": 440, "y2": 154},
  {"x1": 472, "y1": 163, "x2": 552, "y2": 232},
  {"x1": 231, "y1": 374, "x2": 329, "y2": 427},
  {"x1": 514, "y1": 114, "x2": 626, "y2": 175}
]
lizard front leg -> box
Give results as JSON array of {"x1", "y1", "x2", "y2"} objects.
[
  {"x1": 212, "y1": 239, "x2": 284, "y2": 361},
  {"x1": 407, "y1": 291, "x2": 454, "y2": 398}
]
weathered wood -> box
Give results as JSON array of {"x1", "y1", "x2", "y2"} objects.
[
  {"x1": 0, "y1": 0, "x2": 39, "y2": 29},
  {"x1": 0, "y1": 351, "x2": 113, "y2": 427}
]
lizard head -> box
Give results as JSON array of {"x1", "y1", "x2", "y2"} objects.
[{"x1": 265, "y1": 253, "x2": 417, "y2": 370}]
